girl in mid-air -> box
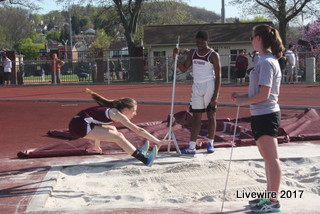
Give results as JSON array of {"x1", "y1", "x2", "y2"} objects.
[{"x1": 68, "y1": 88, "x2": 170, "y2": 167}]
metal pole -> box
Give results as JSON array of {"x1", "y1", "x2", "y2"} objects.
[
  {"x1": 69, "y1": 0, "x2": 73, "y2": 72},
  {"x1": 221, "y1": 0, "x2": 226, "y2": 23},
  {"x1": 166, "y1": 36, "x2": 181, "y2": 154},
  {"x1": 107, "y1": 57, "x2": 110, "y2": 84},
  {"x1": 227, "y1": 54, "x2": 231, "y2": 83},
  {"x1": 166, "y1": 56, "x2": 169, "y2": 83},
  {"x1": 221, "y1": 105, "x2": 240, "y2": 213}
]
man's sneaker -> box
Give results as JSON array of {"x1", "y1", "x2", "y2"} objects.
[
  {"x1": 180, "y1": 147, "x2": 196, "y2": 154},
  {"x1": 145, "y1": 146, "x2": 158, "y2": 167},
  {"x1": 251, "y1": 198, "x2": 281, "y2": 213},
  {"x1": 249, "y1": 198, "x2": 263, "y2": 207},
  {"x1": 206, "y1": 142, "x2": 215, "y2": 153},
  {"x1": 138, "y1": 140, "x2": 149, "y2": 155}
]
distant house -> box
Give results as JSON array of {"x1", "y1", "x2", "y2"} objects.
[
  {"x1": 108, "y1": 41, "x2": 129, "y2": 58},
  {"x1": 46, "y1": 39, "x2": 77, "y2": 62},
  {"x1": 84, "y1": 28, "x2": 96, "y2": 35},
  {"x1": 143, "y1": 22, "x2": 274, "y2": 68}
]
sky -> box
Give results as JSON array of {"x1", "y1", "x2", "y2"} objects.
[{"x1": 39, "y1": 0, "x2": 241, "y2": 18}]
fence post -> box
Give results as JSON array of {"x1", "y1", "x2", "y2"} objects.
[
  {"x1": 95, "y1": 49, "x2": 104, "y2": 83},
  {"x1": 53, "y1": 59, "x2": 57, "y2": 85},
  {"x1": 106, "y1": 57, "x2": 110, "y2": 84},
  {"x1": 305, "y1": 57, "x2": 316, "y2": 83},
  {"x1": 227, "y1": 54, "x2": 231, "y2": 84},
  {"x1": 166, "y1": 56, "x2": 169, "y2": 83}
]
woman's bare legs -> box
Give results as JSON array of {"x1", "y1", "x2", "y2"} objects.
[
  {"x1": 85, "y1": 126, "x2": 136, "y2": 155},
  {"x1": 256, "y1": 135, "x2": 282, "y2": 200}
]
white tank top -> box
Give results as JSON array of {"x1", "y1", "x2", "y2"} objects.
[{"x1": 192, "y1": 49, "x2": 215, "y2": 83}]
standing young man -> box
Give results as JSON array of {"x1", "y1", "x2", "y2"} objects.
[
  {"x1": 285, "y1": 44, "x2": 296, "y2": 84},
  {"x1": 2, "y1": 55, "x2": 12, "y2": 86},
  {"x1": 173, "y1": 31, "x2": 221, "y2": 154}
]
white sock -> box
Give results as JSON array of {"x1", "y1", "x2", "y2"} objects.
[
  {"x1": 189, "y1": 141, "x2": 197, "y2": 149},
  {"x1": 208, "y1": 139, "x2": 214, "y2": 146}
]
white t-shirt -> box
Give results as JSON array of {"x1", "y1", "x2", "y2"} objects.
[
  {"x1": 285, "y1": 49, "x2": 296, "y2": 67},
  {"x1": 248, "y1": 53, "x2": 281, "y2": 116},
  {"x1": 3, "y1": 58, "x2": 12, "y2": 72}
]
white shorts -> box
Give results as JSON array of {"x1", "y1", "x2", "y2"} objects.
[{"x1": 190, "y1": 80, "x2": 216, "y2": 112}]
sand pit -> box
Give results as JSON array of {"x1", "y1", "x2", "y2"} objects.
[{"x1": 27, "y1": 143, "x2": 320, "y2": 213}]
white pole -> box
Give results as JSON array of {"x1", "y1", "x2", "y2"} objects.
[
  {"x1": 227, "y1": 54, "x2": 231, "y2": 83},
  {"x1": 166, "y1": 56, "x2": 169, "y2": 83},
  {"x1": 221, "y1": 105, "x2": 240, "y2": 212},
  {"x1": 107, "y1": 57, "x2": 110, "y2": 84},
  {"x1": 166, "y1": 36, "x2": 181, "y2": 154}
]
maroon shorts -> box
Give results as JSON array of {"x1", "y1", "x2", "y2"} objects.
[{"x1": 68, "y1": 117, "x2": 95, "y2": 138}]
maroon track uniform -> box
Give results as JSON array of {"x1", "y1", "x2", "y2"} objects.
[{"x1": 69, "y1": 106, "x2": 113, "y2": 138}]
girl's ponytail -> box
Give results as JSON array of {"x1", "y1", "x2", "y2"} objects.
[
  {"x1": 86, "y1": 88, "x2": 137, "y2": 111},
  {"x1": 270, "y1": 28, "x2": 285, "y2": 59},
  {"x1": 85, "y1": 88, "x2": 115, "y2": 107},
  {"x1": 253, "y1": 24, "x2": 284, "y2": 59}
]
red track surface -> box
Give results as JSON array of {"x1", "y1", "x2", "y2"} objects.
[{"x1": 0, "y1": 83, "x2": 319, "y2": 213}]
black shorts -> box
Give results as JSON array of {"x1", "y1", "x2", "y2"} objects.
[
  {"x1": 251, "y1": 112, "x2": 281, "y2": 140},
  {"x1": 4, "y1": 72, "x2": 11, "y2": 81},
  {"x1": 237, "y1": 69, "x2": 246, "y2": 78},
  {"x1": 189, "y1": 104, "x2": 217, "y2": 113}
]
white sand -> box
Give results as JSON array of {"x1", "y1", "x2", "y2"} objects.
[{"x1": 35, "y1": 143, "x2": 320, "y2": 212}]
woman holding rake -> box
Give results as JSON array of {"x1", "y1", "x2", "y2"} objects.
[{"x1": 232, "y1": 24, "x2": 284, "y2": 213}]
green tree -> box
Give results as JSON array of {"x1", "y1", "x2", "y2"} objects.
[
  {"x1": 230, "y1": 0, "x2": 320, "y2": 46},
  {"x1": 57, "y1": 0, "x2": 147, "y2": 81},
  {"x1": 17, "y1": 38, "x2": 45, "y2": 59},
  {"x1": 31, "y1": 32, "x2": 46, "y2": 44},
  {"x1": 71, "y1": 15, "x2": 81, "y2": 35},
  {"x1": 0, "y1": 7, "x2": 33, "y2": 49},
  {"x1": 46, "y1": 31, "x2": 61, "y2": 41},
  {"x1": 92, "y1": 7, "x2": 120, "y2": 38},
  {"x1": 91, "y1": 29, "x2": 112, "y2": 49},
  {"x1": 0, "y1": 26, "x2": 7, "y2": 48},
  {"x1": 240, "y1": 16, "x2": 269, "y2": 23},
  {"x1": 79, "y1": 16, "x2": 90, "y2": 31},
  {"x1": 59, "y1": 25, "x2": 70, "y2": 44}
]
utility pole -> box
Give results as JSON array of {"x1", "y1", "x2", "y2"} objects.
[
  {"x1": 221, "y1": 0, "x2": 226, "y2": 23},
  {"x1": 69, "y1": 0, "x2": 73, "y2": 70},
  {"x1": 62, "y1": 39, "x2": 68, "y2": 61}
]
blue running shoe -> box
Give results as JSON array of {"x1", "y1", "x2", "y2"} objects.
[
  {"x1": 138, "y1": 140, "x2": 149, "y2": 155},
  {"x1": 249, "y1": 198, "x2": 263, "y2": 207},
  {"x1": 180, "y1": 147, "x2": 196, "y2": 155},
  {"x1": 251, "y1": 199, "x2": 281, "y2": 213},
  {"x1": 145, "y1": 146, "x2": 158, "y2": 167},
  {"x1": 206, "y1": 142, "x2": 215, "y2": 153}
]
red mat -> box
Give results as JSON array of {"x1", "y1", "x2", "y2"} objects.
[{"x1": 17, "y1": 109, "x2": 320, "y2": 158}]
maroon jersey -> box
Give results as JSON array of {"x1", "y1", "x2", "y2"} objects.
[{"x1": 69, "y1": 106, "x2": 113, "y2": 138}]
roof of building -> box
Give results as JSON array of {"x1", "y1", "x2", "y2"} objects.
[
  {"x1": 84, "y1": 28, "x2": 96, "y2": 35},
  {"x1": 144, "y1": 22, "x2": 273, "y2": 45}
]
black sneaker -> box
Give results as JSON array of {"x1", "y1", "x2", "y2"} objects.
[{"x1": 251, "y1": 198, "x2": 281, "y2": 213}]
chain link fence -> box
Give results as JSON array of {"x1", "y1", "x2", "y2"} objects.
[{"x1": 0, "y1": 50, "x2": 319, "y2": 85}]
